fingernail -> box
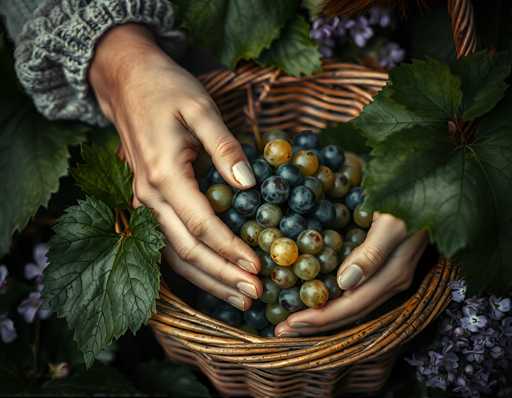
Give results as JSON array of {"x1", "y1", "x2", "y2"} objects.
[
  {"x1": 238, "y1": 259, "x2": 257, "y2": 273},
  {"x1": 237, "y1": 282, "x2": 258, "y2": 299},
  {"x1": 227, "y1": 296, "x2": 245, "y2": 311},
  {"x1": 232, "y1": 161, "x2": 256, "y2": 187},
  {"x1": 338, "y1": 264, "x2": 364, "y2": 290},
  {"x1": 290, "y1": 322, "x2": 310, "y2": 328},
  {"x1": 277, "y1": 331, "x2": 299, "y2": 337}
]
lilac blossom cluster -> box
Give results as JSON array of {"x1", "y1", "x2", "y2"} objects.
[
  {"x1": 407, "y1": 280, "x2": 512, "y2": 398},
  {"x1": 309, "y1": 6, "x2": 405, "y2": 69}
]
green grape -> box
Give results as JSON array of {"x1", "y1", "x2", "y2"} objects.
[
  {"x1": 240, "y1": 220, "x2": 263, "y2": 247},
  {"x1": 303, "y1": 176, "x2": 324, "y2": 201},
  {"x1": 330, "y1": 173, "x2": 351, "y2": 199},
  {"x1": 340, "y1": 242, "x2": 356, "y2": 260},
  {"x1": 331, "y1": 203, "x2": 351, "y2": 229},
  {"x1": 318, "y1": 246, "x2": 338, "y2": 273},
  {"x1": 292, "y1": 150, "x2": 320, "y2": 176},
  {"x1": 321, "y1": 274, "x2": 342, "y2": 299},
  {"x1": 258, "y1": 227, "x2": 283, "y2": 252},
  {"x1": 342, "y1": 153, "x2": 363, "y2": 186},
  {"x1": 270, "y1": 238, "x2": 299, "y2": 266},
  {"x1": 261, "y1": 278, "x2": 280, "y2": 304},
  {"x1": 264, "y1": 139, "x2": 293, "y2": 167},
  {"x1": 346, "y1": 228, "x2": 367, "y2": 246},
  {"x1": 300, "y1": 280, "x2": 329, "y2": 308},
  {"x1": 262, "y1": 130, "x2": 289, "y2": 147},
  {"x1": 314, "y1": 165, "x2": 335, "y2": 193},
  {"x1": 297, "y1": 229, "x2": 324, "y2": 255},
  {"x1": 271, "y1": 266, "x2": 298, "y2": 288},
  {"x1": 293, "y1": 254, "x2": 321, "y2": 281},
  {"x1": 256, "y1": 203, "x2": 283, "y2": 228},
  {"x1": 258, "y1": 250, "x2": 277, "y2": 277},
  {"x1": 353, "y1": 204, "x2": 373, "y2": 229},
  {"x1": 265, "y1": 303, "x2": 290, "y2": 325},
  {"x1": 323, "y1": 229, "x2": 343, "y2": 252},
  {"x1": 206, "y1": 184, "x2": 233, "y2": 213}
]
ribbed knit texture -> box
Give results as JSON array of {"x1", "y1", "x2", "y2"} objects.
[{"x1": 0, "y1": 0, "x2": 183, "y2": 126}]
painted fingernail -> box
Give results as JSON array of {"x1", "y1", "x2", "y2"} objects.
[
  {"x1": 289, "y1": 322, "x2": 310, "y2": 328},
  {"x1": 277, "y1": 331, "x2": 299, "y2": 337},
  {"x1": 227, "y1": 295, "x2": 245, "y2": 311},
  {"x1": 237, "y1": 282, "x2": 258, "y2": 299},
  {"x1": 338, "y1": 264, "x2": 364, "y2": 290},
  {"x1": 232, "y1": 161, "x2": 256, "y2": 187},
  {"x1": 238, "y1": 259, "x2": 257, "y2": 273}
]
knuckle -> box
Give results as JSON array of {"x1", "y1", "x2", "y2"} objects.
[
  {"x1": 185, "y1": 98, "x2": 215, "y2": 119},
  {"x1": 133, "y1": 180, "x2": 152, "y2": 203},
  {"x1": 146, "y1": 166, "x2": 171, "y2": 187},
  {"x1": 394, "y1": 273, "x2": 413, "y2": 292},
  {"x1": 214, "y1": 135, "x2": 241, "y2": 159},
  {"x1": 175, "y1": 242, "x2": 199, "y2": 263},
  {"x1": 361, "y1": 245, "x2": 386, "y2": 269},
  {"x1": 187, "y1": 216, "x2": 213, "y2": 238}
]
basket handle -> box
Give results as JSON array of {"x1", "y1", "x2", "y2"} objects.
[{"x1": 448, "y1": 0, "x2": 477, "y2": 58}]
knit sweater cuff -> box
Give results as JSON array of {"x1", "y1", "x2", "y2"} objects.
[{"x1": 14, "y1": 0, "x2": 183, "y2": 126}]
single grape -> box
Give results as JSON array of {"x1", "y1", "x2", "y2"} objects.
[
  {"x1": 300, "y1": 280, "x2": 329, "y2": 308},
  {"x1": 271, "y1": 266, "x2": 298, "y2": 288},
  {"x1": 206, "y1": 184, "x2": 233, "y2": 213},
  {"x1": 331, "y1": 203, "x2": 351, "y2": 229},
  {"x1": 314, "y1": 165, "x2": 335, "y2": 193},
  {"x1": 288, "y1": 185, "x2": 316, "y2": 214},
  {"x1": 354, "y1": 204, "x2": 373, "y2": 228},
  {"x1": 279, "y1": 213, "x2": 307, "y2": 239},
  {"x1": 196, "y1": 292, "x2": 222, "y2": 316},
  {"x1": 213, "y1": 303, "x2": 243, "y2": 326},
  {"x1": 264, "y1": 139, "x2": 293, "y2": 167},
  {"x1": 322, "y1": 274, "x2": 342, "y2": 299},
  {"x1": 270, "y1": 238, "x2": 299, "y2": 266},
  {"x1": 260, "y1": 325, "x2": 275, "y2": 337},
  {"x1": 279, "y1": 287, "x2": 306, "y2": 312},
  {"x1": 240, "y1": 220, "x2": 263, "y2": 247},
  {"x1": 303, "y1": 176, "x2": 324, "y2": 201},
  {"x1": 276, "y1": 164, "x2": 304, "y2": 187},
  {"x1": 243, "y1": 301, "x2": 269, "y2": 330},
  {"x1": 221, "y1": 208, "x2": 246, "y2": 234},
  {"x1": 323, "y1": 229, "x2": 343, "y2": 252},
  {"x1": 208, "y1": 167, "x2": 225, "y2": 185},
  {"x1": 265, "y1": 303, "x2": 290, "y2": 325},
  {"x1": 263, "y1": 130, "x2": 289, "y2": 146},
  {"x1": 261, "y1": 176, "x2": 290, "y2": 204},
  {"x1": 291, "y1": 150, "x2": 320, "y2": 176},
  {"x1": 318, "y1": 246, "x2": 338, "y2": 273},
  {"x1": 261, "y1": 278, "x2": 280, "y2": 304},
  {"x1": 307, "y1": 218, "x2": 323, "y2": 232},
  {"x1": 345, "y1": 187, "x2": 364, "y2": 211},
  {"x1": 320, "y1": 144, "x2": 345, "y2": 171},
  {"x1": 242, "y1": 143, "x2": 258, "y2": 162},
  {"x1": 292, "y1": 131, "x2": 319, "y2": 149},
  {"x1": 252, "y1": 158, "x2": 273, "y2": 184},
  {"x1": 232, "y1": 189, "x2": 261, "y2": 216},
  {"x1": 258, "y1": 250, "x2": 278, "y2": 277},
  {"x1": 293, "y1": 254, "x2": 321, "y2": 280},
  {"x1": 340, "y1": 242, "x2": 356, "y2": 260},
  {"x1": 330, "y1": 173, "x2": 351, "y2": 199},
  {"x1": 341, "y1": 154, "x2": 363, "y2": 186},
  {"x1": 297, "y1": 229, "x2": 324, "y2": 255},
  {"x1": 256, "y1": 203, "x2": 283, "y2": 228},
  {"x1": 258, "y1": 227, "x2": 283, "y2": 253},
  {"x1": 346, "y1": 228, "x2": 367, "y2": 246},
  {"x1": 312, "y1": 199, "x2": 336, "y2": 226}
]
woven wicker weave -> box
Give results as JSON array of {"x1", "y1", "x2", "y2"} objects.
[{"x1": 150, "y1": 1, "x2": 475, "y2": 396}]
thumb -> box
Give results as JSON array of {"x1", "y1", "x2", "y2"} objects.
[{"x1": 337, "y1": 213, "x2": 407, "y2": 290}]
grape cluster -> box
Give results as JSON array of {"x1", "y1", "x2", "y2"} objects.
[{"x1": 200, "y1": 130, "x2": 372, "y2": 336}]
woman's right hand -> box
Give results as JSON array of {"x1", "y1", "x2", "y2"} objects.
[{"x1": 88, "y1": 24, "x2": 262, "y2": 311}]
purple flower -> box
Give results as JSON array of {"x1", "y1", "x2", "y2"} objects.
[
  {"x1": 379, "y1": 42, "x2": 405, "y2": 69},
  {"x1": 24, "y1": 244, "x2": 49, "y2": 284},
  {"x1": 0, "y1": 313, "x2": 17, "y2": 343},
  {"x1": 17, "y1": 291, "x2": 52, "y2": 323},
  {"x1": 0, "y1": 265, "x2": 7, "y2": 291},
  {"x1": 502, "y1": 317, "x2": 512, "y2": 336},
  {"x1": 349, "y1": 16, "x2": 373, "y2": 47},
  {"x1": 449, "y1": 279, "x2": 467, "y2": 303},
  {"x1": 490, "y1": 296, "x2": 511, "y2": 320},
  {"x1": 461, "y1": 304, "x2": 488, "y2": 332},
  {"x1": 368, "y1": 6, "x2": 392, "y2": 27}
]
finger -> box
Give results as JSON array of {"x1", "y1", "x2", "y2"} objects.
[
  {"x1": 165, "y1": 246, "x2": 252, "y2": 311},
  {"x1": 337, "y1": 213, "x2": 407, "y2": 290},
  {"x1": 276, "y1": 231, "x2": 428, "y2": 336},
  {"x1": 180, "y1": 100, "x2": 256, "y2": 189}
]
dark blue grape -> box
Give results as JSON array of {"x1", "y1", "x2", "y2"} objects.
[
  {"x1": 232, "y1": 189, "x2": 261, "y2": 216},
  {"x1": 260, "y1": 326, "x2": 275, "y2": 337},
  {"x1": 243, "y1": 301, "x2": 269, "y2": 330},
  {"x1": 222, "y1": 208, "x2": 246, "y2": 234},
  {"x1": 307, "y1": 218, "x2": 323, "y2": 232},
  {"x1": 313, "y1": 199, "x2": 336, "y2": 225},
  {"x1": 279, "y1": 213, "x2": 307, "y2": 239},
  {"x1": 199, "y1": 177, "x2": 209, "y2": 194},
  {"x1": 252, "y1": 158, "x2": 272, "y2": 184},
  {"x1": 276, "y1": 164, "x2": 304, "y2": 187},
  {"x1": 279, "y1": 287, "x2": 306, "y2": 312},
  {"x1": 292, "y1": 131, "x2": 319, "y2": 149},
  {"x1": 196, "y1": 292, "x2": 222, "y2": 316},
  {"x1": 258, "y1": 250, "x2": 277, "y2": 276},
  {"x1": 288, "y1": 185, "x2": 316, "y2": 214},
  {"x1": 208, "y1": 167, "x2": 225, "y2": 185},
  {"x1": 345, "y1": 187, "x2": 364, "y2": 210},
  {"x1": 242, "y1": 143, "x2": 258, "y2": 162},
  {"x1": 213, "y1": 303, "x2": 243, "y2": 327},
  {"x1": 303, "y1": 176, "x2": 324, "y2": 201},
  {"x1": 261, "y1": 176, "x2": 290, "y2": 204},
  {"x1": 320, "y1": 145, "x2": 345, "y2": 171}
]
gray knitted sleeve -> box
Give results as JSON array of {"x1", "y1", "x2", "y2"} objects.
[{"x1": 1, "y1": 0, "x2": 183, "y2": 126}]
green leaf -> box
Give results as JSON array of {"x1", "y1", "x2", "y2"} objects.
[
  {"x1": 389, "y1": 59, "x2": 463, "y2": 120},
  {"x1": 258, "y1": 16, "x2": 321, "y2": 76},
  {"x1": 72, "y1": 143, "x2": 133, "y2": 208},
  {"x1": 451, "y1": 51, "x2": 511, "y2": 121},
  {"x1": 319, "y1": 122, "x2": 370, "y2": 154},
  {"x1": 302, "y1": 0, "x2": 323, "y2": 17},
  {"x1": 175, "y1": 0, "x2": 297, "y2": 68},
  {"x1": 45, "y1": 197, "x2": 165, "y2": 366}
]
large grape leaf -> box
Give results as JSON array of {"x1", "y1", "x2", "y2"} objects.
[
  {"x1": 258, "y1": 16, "x2": 321, "y2": 77},
  {"x1": 44, "y1": 197, "x2": 165, "y2": 366},
  {"x1": 174, "y1": 0, "x2": 297, "y2": 68}
]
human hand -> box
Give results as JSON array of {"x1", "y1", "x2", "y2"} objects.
[
  {"x1": 275, "y1": 214, "x2": 428, "y2": 336},
  {"x1": 88, "y1": 24, "x2": 261, "y2": 311}
]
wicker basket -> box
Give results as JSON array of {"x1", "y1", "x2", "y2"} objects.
[{"x1": 150, "y1": 1, "x2": 475, "y2": 396}]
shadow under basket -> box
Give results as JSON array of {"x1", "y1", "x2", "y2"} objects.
[{"x1": 150, "y1": 1, "x2": 475, "y2": 395}]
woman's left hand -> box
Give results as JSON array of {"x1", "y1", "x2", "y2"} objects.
[{"x1": 275, "y1": 213, "x2": 428, "y2": 337}]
